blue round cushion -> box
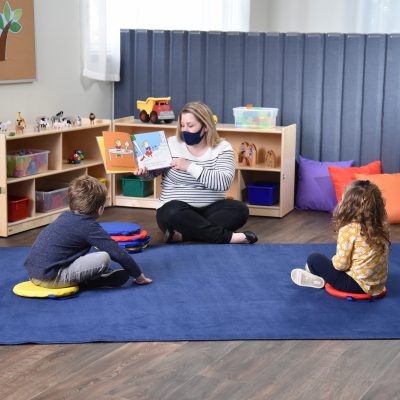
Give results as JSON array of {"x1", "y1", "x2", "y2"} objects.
[{"x1": 99, "y1": 222, "x2": 141, "y2": 236}]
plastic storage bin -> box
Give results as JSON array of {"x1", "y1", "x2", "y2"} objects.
[
  {"x1": 121, "y1": 175, "x2": 153, "y2": 197},
  {"x1": 233, "y1": 107, "x2": 278, "y2": 129},
  {"x1": 8, "y1": 196, "x2": 30, "y2": 222},
  {"x1": 7, "y1": 149, "x2": 50, "y2": 178},
  {"x1": 35, "y1": 184, "x2": 69, "y2": 213},
  {"x1": 247, "y1": 182, "x2": 279, "y2": 206}
]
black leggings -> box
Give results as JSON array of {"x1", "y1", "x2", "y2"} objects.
[
  {"x1": 156, "y1": 199, "x2": 249, "y2": 244},
  {"x1": 307, "y1": 252, "x2": 365, "y2": 293}
]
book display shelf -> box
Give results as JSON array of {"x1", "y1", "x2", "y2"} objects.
[{"x1": 113, "y1": 117, "x2": 296, "y2": 218}]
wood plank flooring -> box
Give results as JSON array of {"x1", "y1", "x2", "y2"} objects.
[{"x1": 1, "y1": 207, "x2": 400, "y2": 400}]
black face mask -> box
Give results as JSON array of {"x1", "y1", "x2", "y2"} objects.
[{"x1": 181, "y1": 127, "x2": 204, "y2": 145}]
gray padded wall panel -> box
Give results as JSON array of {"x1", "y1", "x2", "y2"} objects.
[
  {"x1": 341, "y1": 34, "x2": 365, "y2": 165},
  {"x1": 361, "y1": 35, "x2": 386, "y2": 165},
  {"x1": 115, "y1": 30, "x2": 400, "y2": 172},
  {"x1": 382, "y1": 35, "x2": 400, "y2": 172}
]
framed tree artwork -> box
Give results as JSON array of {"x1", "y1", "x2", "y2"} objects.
[{"x1": 0, "y1": 0, "x2": 36, "y2": 83}]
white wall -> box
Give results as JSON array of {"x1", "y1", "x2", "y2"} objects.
[
  {"x1": 0, "y1": 0, "x2": 112, "y2": 125},
  {"x1": 250, "y1": 0, "x2": 400, "y2": 33}
]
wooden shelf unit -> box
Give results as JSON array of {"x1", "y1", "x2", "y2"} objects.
[
  {"x1": 0, "y1": 119, "x2": 112, "y2": 237},
  {"x1": 113, "y1": 117, "x2": 296, "y2": 218}
]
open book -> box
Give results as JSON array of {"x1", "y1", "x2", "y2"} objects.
[{"x1": 97, "y1": 130, "x2": 172, "y2": 173}]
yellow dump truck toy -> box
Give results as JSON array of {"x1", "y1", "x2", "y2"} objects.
[{"x1": 136, "y1": 97, "x2": 175, "y2": 124}]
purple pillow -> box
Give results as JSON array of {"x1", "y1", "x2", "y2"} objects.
[{"x1": 296, "y1": 156, "x2": 354, "y2": 212}]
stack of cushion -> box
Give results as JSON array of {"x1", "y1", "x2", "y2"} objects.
[
  {"x1": 296, "y1": 156, "x2": 400, "y2": 224},
  {"x1": 100, "y1": 222, "x2": 151, "y2": 253}
]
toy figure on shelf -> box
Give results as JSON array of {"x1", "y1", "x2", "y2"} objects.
[
  {"x1": 265, "y1": 149, "x2": 277, "y2": 168},
  {"x1": 247, "y1": 143, "x2": 257, "y2": 167},
  {"x1": 0, "y1": 120, "x2": 11, "y2": 132},
  {"x1": 35, "y1": 116, "x2": 50, "y2": 130},
  {"x1": 34, "y1": 121, "x2": 40, "y2": 132},
  {"x1": 77, "y1": 116, "x2": 82, "y2": 126},
  {"x1": 238, "y1": 142, "x2": 249, "y2": 165},
  {"x1": 67, "y1": 149, "x2": 85, "y2": 164},
  {"x1": 51, "y1": 111, "x2": 64, "y2": 125},
  {"x1": 15, "y1": 112, "x2": 26, "y2": 134},
  {"x1": 238, "y1": 142, "x2": 257, "y2": 167},
  {"x1": 53, "y1": 120, "x2": 69, "y2": 129},
  {"x1": 89, "y1": 112, "x2": 95, "y2": 125}
]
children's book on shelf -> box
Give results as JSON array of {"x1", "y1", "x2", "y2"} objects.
[{"x1": 97, "y1": 130, "x2": 172, "y2": 173}]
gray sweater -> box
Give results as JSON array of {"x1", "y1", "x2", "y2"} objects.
[{"x1": 24, "y1": 211, "x2": 142, "y2": 279}]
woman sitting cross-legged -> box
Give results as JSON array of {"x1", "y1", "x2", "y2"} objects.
[{"x1": 135, "y1": 101, "x2": 257, "y2": 244}]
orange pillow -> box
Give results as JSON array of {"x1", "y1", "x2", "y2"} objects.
[
  {"x1": 355, "y1": 173, "x2": 400, "y2": 224},
  {"x1": 328, "y1": 160, "x2": 382, "y2": 202}
]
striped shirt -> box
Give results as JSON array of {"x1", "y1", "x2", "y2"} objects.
[{"x1": 143, "y1": 136, "x2": 235, "y2": 208}]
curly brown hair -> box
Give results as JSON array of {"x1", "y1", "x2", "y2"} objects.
[{"x1": 332, "y1": 179, "x2": 390, "y2": 251}]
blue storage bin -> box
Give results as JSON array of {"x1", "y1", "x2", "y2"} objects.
[{"x1": 247, "y1": 182, "x2": 279, "y2": 206}]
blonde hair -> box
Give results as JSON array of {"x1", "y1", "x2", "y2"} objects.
[
  {"x1": 68, "y1": 175, "x2": 107, "y2": 216},
  {"x1": 333, "y1": 179, "x2": 390, "y2": 252},
  {"x1": 176, "y1": 101, "x2": 221, "y2": 147}
]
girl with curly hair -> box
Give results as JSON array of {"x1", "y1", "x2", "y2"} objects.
[{"x1": 291, "y1": 180, "x2": 390, "y2": 295}]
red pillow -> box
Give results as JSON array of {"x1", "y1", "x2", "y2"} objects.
[{"x1": 328, "y1": 161, "x2": 382, "y2": 202}]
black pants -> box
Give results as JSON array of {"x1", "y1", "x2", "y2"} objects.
[
  {"x1": 156, "y1": 199, "x2": 249, "y2": 244},
  {"x1": 307, "y1": 252, "x2": 364, "y2": 293}
]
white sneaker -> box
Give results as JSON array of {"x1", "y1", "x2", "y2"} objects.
[{"x1": 291, "y1": 268, "x2": 325, "y2": 289}]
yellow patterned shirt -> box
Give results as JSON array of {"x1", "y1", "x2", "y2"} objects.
[{"x1": 332, "y1": 222, "x2": 388, "y2": 295}]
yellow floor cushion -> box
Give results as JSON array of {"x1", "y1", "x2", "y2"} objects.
[{"x1": 13, "y1": 281, "x2": 79, "y2": 298}]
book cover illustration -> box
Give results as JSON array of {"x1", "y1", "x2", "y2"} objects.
[
  {"x1": 97, "y1": 131, "x2": 172, "y2": 173},
  {"x1": 131, "y1": 131, "x2": 172, "y2": 170}
]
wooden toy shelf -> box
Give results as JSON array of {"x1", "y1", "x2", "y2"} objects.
[
  {"x1": 0, "y1": 119, "x2": 112, "y2": 237},
  {"x1": 113, "y1": 117, "x2": 296, "y2": 218}
]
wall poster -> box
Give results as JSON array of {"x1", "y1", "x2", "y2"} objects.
[{"x1": 0, "y1": 0, "x2": 36, "y2": 83}]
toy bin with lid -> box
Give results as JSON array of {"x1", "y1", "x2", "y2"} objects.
[
  {"x1": 247, "y1": 182, "x2": 279, "y2": 206},
  {"x1": 8, "y1": 196, "x2": 30, "y2": 222},
  {"x1": 233, "y1": 107, "x2": 278, "y2": 129},
  {"x1": 35, "y1": 183, "x2": 69, "y2": 213},
  {"x1": 121, "y1": 175, "x2": 153, "y2": 197},
  {"x1": 7, "y1": 149, "x2": 50, "y2": 177}
]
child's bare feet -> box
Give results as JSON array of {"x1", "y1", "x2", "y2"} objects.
[{"x1": 135, "y1": 273, "x2": 153, "y2": 285}]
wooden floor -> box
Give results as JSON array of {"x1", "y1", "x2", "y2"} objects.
[{"x1": 1, "y1": 207, "x2": 400, "y2": 400}]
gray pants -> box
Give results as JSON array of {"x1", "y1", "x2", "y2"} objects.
[{"x1": 31, "y1": 251, "x2": 111, "y2": 288}]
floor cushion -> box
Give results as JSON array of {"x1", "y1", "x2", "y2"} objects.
[
  {"x1": 13, "y1": 281, "x2": 80, "y2": 298},
  {"x1": 325, "y1": 283, "x2": 387, "y2": 301},
  {"x1": 328, "y1": 160, "x2": 382, "y2": 202},
  {"x1": 355, "y1": 173, "x2": 400, "y2": 224},
  {"x1": 295, "y1": 156, "x2": 353, "y2": 212}
]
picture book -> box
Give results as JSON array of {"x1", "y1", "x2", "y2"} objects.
[{"x1": 97, "y1": 131, "x2": 172, "y2": 173}]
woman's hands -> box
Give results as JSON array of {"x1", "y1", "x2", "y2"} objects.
[
  {"x1": 171, "y1": 158, "x2": 191, "y2": 172},
  {"x1": 135, "y1": 167, "x2": 148, "y2": 177},
  {"x1": 136, "y1": 159, "x2": 191, "y2": 174}
]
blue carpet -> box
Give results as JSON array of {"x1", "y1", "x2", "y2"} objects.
[{"x1": 1, "y1": 244, "x2": 400, "y2": 344}]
